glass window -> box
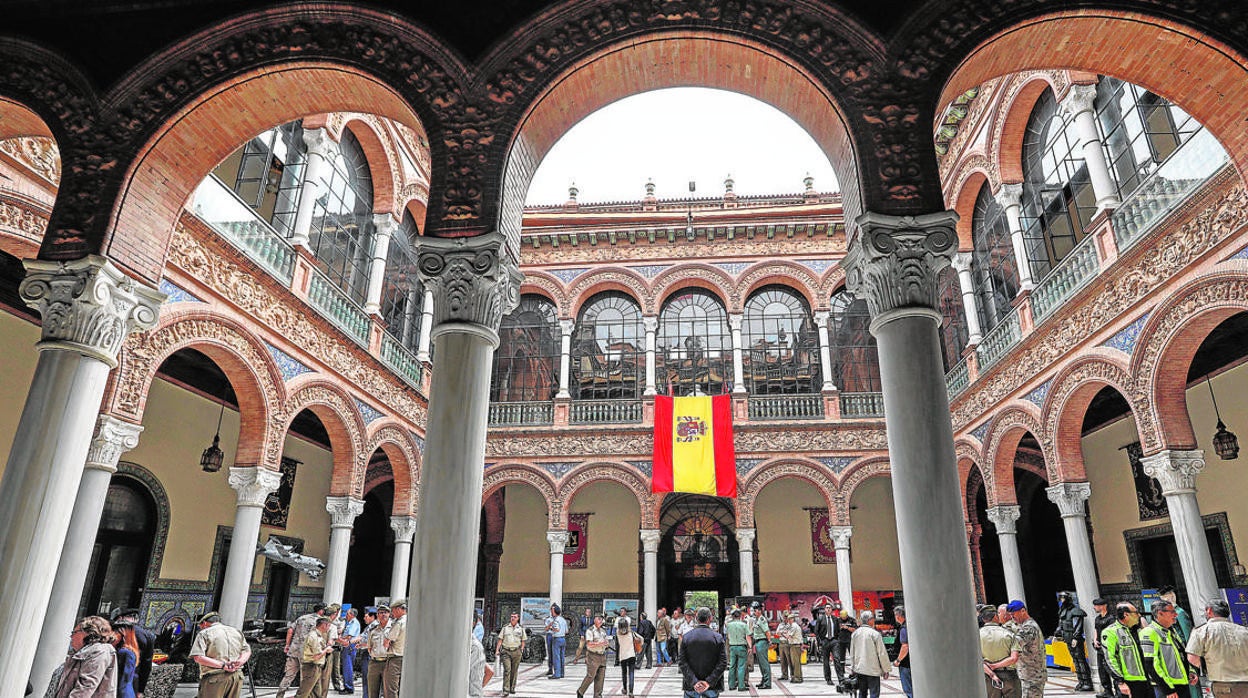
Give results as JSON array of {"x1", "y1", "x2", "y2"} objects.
[
  {"x1": 490, "y1": 295, "x2": 560, "y2": 402},
  {"x1": 828, "y1": 289, "x2": 880, "y2": 393},
  {"x1": 572, "y1": 292, "x2": 644, "y2": 400},
  {"x1": 1019, "y1": 88, "x2": 1096, "y2": 279},
  {"x1": 937, "y1": 266, "x2": 970, "y2": 372},
  {"x1": 971, "y1": 184, "x2": 1021, "y2": 332},
  {"x1": 741, "y1": 285, "x2": 820, "y2": 394},
  {"x1": 379, "y1": 212, "x2": 423, "y2": 352},
  {"x1": 212, "y1": 121, "x2": 305, "y2": 237},
  {"x1": 309, "y1": 130, "x2": 375, "y2": 305},
  {"x1": 1097, "y1": 76, "x2": 1201, "y2": 199},
  {"x1": 656, "y1": 289, "x2": 732, "y2": 396}
]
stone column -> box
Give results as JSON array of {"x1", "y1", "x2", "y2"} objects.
[
  {"x1": 950, "y1": 252, "x2": 983, "y2": 345},
  {"x1": 481, "y1": 543, "x2": 504, "y2": 630},
  {"x1": 729, "y1": 313, "x2": 747, "y2": 395},
  {"x1": 323, "y1": 496, "x2": 365, "y2": 604},
  {"x1": 843, "y1": 211, "x2": 986, "y2": 698},
  {"x1": 814, "y1": 311, "x2": 836, "y2": 390},
  {"x1": 30, "y1": 416, "x2": 143, "y2": 698},
  {"x1": 986, "y1": 505, "x2": 1026, "y2": 603},
  {"x1": 416, "y1": 286, "x2": 435, "y2": 362},
  {"x1": 830, "y1": 526, "x2": 854, "y2": 610},
  {"x1": 995, "y1": 184, "x2": 1036, "y2": 291},
  {"x1": 1061, "y1": 84, "x2": 1121, "y2": 210},
  {"x1": 220, "y1": 467, "x2": 282, "y2": 628},
  {"x1": 736, "y1": 528, "x2": 757, "y2": 596},
  {"x1": 390, "y1": 516, "x2": 417, "y2": 601},
  {"x1": 0, "y1": 256, "x2": 162, "y2": 697},
  {"x1": 364, "y1": 215, "x2": 398, "y2": 315},
  {"x1": 1141, "y1": 450, "x2": 1220, "y2": 613},
  {"x1": 547, "y1": 530, "x2": 571, "y2": 607},
  {"x1": 557, "y1": 319, "x2": 574, "y2": 399},
  {"x1": 404, "y1": 232, "x2": 521, "y2": 698},
  {"x1": 290, "y1": 128, "x2": 335, "y2": 249},
  {"x1": 1047, "y1": 481, "x2": 1103, "y2": 670},
  {"x1": 640, "y1": 530, "x2": 661, "y2": 621},
  {"x1": 643, "y1": 317, "x2": 658, "y2": 396}
]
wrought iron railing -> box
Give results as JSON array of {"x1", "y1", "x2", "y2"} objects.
[
  {"x1": 945, "y1": 356, "x2": 971, "y2": 398},
  {"x1": 1030, "y1": 232, "x2": 1101, "y2": 321},
  {"x1": 191, "y1": 175, "x2": 296, "y2": 283},
  {"x1": 307, "y1": 272, "x2": 371, "y2": 345},
  {"x1": 570, "y1": 399, "x2": 643, "y2": 424},
  {"x1": 839, "y1": 392, "x2": 884, "y2": 418},
  {"x1": 976, "y1": 309, "x2": 1022, "y2": 371},
  {"x1": 488, "y1": 401, "x2": 554, "y2": 426},
  {"x1": 747, "y1": 394, "x2": 825, "y2": 420},
  {"x1": 380, "y1": 332, "x2": 423, "y2": 387}
]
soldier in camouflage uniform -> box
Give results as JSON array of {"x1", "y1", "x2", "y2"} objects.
[{"x1": 1007, "y1": 601, "x2": 1048, "y2": 698}]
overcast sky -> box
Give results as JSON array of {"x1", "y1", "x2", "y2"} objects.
[{"x1": 525, "y1": 88, "x2": 840, "y2": 205}]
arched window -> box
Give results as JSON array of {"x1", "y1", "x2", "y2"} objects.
[
  {"x1": 81, "y1": 476, "x2": 157, "y2": 616},
  {"x1": 656, "y1": 289, "x2": 731, "y2": 396},
  {"x1": 491, "y1": 295, "x2": 560, "y2": 402},
  {"x1": 379, "y1": 212, "x2": 422, "y2": 352},
  {"x1": 1019, "y1": 87, "x2": 1096, "y2": 279},
  {"x1": 1097, "y1": 76, "x2": 1201, "y2": 199},
  {"x1": 572, "y1": 292, "x2": 644, "y2": 400},
  {"x1": 828, "y1": 289, "x2": 880, "y2": 393},
  {"x1": 212, "y1": 120, "x2": 305, "y2": 237},
  {"x1": 937, "y1": 267, "x2": 970, "y2": 372},
  {"x1": 742, "y1": 285, "x2": 820, "y2": 394},
  {"x1": 310, "y1": 129, "x2": 375, "y2": 304},
  {"x1": 971, "y1": 184, "x2": 1021, "y2": 331}
]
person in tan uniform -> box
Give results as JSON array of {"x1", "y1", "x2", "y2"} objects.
[
  {"x1": 296, "y1": 618, "x2": 334, "y2": 698},
  {"x1": 319, "y1": 605, "x2": 341, "y2": 698},
  {"x1": 364, "y1": 606, "x2": 391, "y2": 698},
  {"x1": 382, "y1": 600, "x2": 407, "y2": 698},
  {"x1": 495, "y1": 612, "x2": 528, "y2": 697},
  {"x1": 189, "y1": 612, "x2": 251, "y2": 698},
  {"x1": 779, "y1": 612, "x2": 805, "y2": 683}
]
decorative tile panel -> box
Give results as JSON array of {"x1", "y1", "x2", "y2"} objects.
[
  {"x1": 1231, "y1": 243, "x2": 1248, "y2": 261},
  {"x1": 1102, "y1": 312, "x2": 1151, "y2": 356},
  {"x1": 542, "y1": 461, "x2": 577, "y2": 478},
  {"x1": 1022, "y1": 378, "x2": 1052, "y2": 408},
  {"x1": 736, "y1": 458, "x2": 765, "y2": 475},
  {"x1": 355, "y1": 398, "x2": 384, "y2": 424},
  {"x1": 713, "y1": 261, "x2": 751, "y2": 276},
  {"x1": 971, "y1": 421, "x2": 991, "y2": 444},
  {"x1": 799, "y1": 259, "x2": 836, "y2": 275},
  {"x1": 159, "y1": 278, "x2": 204, "y2": 304},
  {"x1": 628, "y1": 265, "x2": 670, "y2": 279},
  {"x1": 549, "y1": 267, "x2": 589, "y2": 284},
  {"x1": 625, "y1": 459, "x2": 652, "y2": 477},
  {"x1": 265, "y1": 342, "x2": 314, "y2": 381},
  {"x1": 411, "y1": 431, "x2": 425, "y2": 455},
  {"x1": 816, "y1": 456, "x2": 857, "y2": 473}
]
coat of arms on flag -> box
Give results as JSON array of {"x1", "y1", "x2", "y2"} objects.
[{"x1": 652, "y1": 394, "x2": 737, "y2": 497}]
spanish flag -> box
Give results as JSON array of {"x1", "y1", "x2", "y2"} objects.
[{"x1": 652, "y1": 394, "x2": 737, "y2": 497}]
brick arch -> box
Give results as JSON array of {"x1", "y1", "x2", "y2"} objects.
[
  {"x1": 339, "y1": 116, "x2": 400, "y2": 217},
  {"x1": 814, "y1": 266, "x2": 848, "y2": 309},
  {"x1": 650, "y1": 264, "x2": 737, "y2": 315},
  {"x1": 948, "y1": 167, "x2": 991, "y2": 252},
  {"x1": 519, "y1": 272, "x2": 569, "y2": 317},
  {"x1": 991, "y1": 73, "x2": 1068, "y2": 185},
  {"x1": 107, "y1": 308, "x2": 286, "y2": 470},
  {"x1": 400, "y1": 194, "x2": 428, "y2": 234},
  {"x1": 736, "y1": 261, "x2": 821, "y2": 313},
  {"x1": 566, "y1": 268, "x2": 650, "y2": 319},
  {"x1": 556, "y1": 462, "x2": 651, "y2": 527},
  {"x1": 738, "y1": 458, "x2": 837, "y2": 529},
  {"x1": 364, "y1": 423, "x2": 421, "y2": 516},
  {"x1": 836, "y1": 457, "x2": 892, "y2": 524},
  {"x1": 938, "y1": 11, "x2": 1248, "y2": 198},
  {"x1": 1042, "y1": 351, "x2": 1145, "y2": 483},
  {"x1": 958, "y1": 449, "x2": 989, "y2": 517},
  {"x1": 982, "y1": 404, "x2": 1046, "y2": 506},
  {"x1": 482, "y1": 464, "x2": 560, "y2": 526},
  {"x1": 0, "y1": 96, "x2": 56, "y2": 141},
  {"x1": 281, "y1": 378, "x2": 367, "y2": 497},
  {"x1": 1133, "y1": 271, "x2": 1248, "y2": 453}
]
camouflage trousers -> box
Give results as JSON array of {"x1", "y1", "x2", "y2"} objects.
[{"x1": 1021, "y1": 677, "x2": 1046, "y2": 698}]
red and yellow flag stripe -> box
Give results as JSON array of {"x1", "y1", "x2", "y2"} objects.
[{"x1": 652, "y1": 394, "x2": 737, "y2": 497}]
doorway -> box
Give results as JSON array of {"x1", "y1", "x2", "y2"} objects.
[
  {"x1": 80, "y1": 476, "x2": 158, "y2": 617},
  {"x1": 658, "y1": 494, "x2": 738, "y2": 617}
]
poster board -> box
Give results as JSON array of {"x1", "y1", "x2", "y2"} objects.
[{"x1": 521, "y1": 597, "x2": 552, "y2": 629}]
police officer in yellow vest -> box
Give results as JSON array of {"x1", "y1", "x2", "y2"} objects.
[
  {"x1": 1141, "y1": 599, "x2": 1199, "y2": 698},
  {"x1": 1102, "y1": 602, "x2": 1152, "y2": 698}
]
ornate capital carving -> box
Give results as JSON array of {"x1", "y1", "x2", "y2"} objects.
[
  {"x1": 830, "y1": 525, "x2": 853, "y2": 550},
  {"x1": 994, "y1": 183, "x2": 1023, "y2": 211},
  {"x1": 986, "y1": 505, "x2": 1021, "y2": 535},
  {"x1": 559, "y1": 318, "x2": 576, "y2": 336},
  {"x1": 728, "y1": 313, "x2": 743, "y2": 332},
  {"x1": 813, "y1": 310, "x2": 830, "y2": 329},
  {"x1": 1141, "y1": 449, "x2": 1206, "y2": 495},
  {"x1": 417, "y1": 232, "x2": 522, "y2": 345},
  {"x1": 390, "y1": 515, "x2": 418, "y2": 543},
  {"x1": 951, "y1": 252, "x2": 974, "y2": 276},
  {"x1": 842, "y1": 211, "x2": 958, "y2": 317},
  {"x1": 373, "y1": 213, "x2": 399, "y2": 240},
  {"x1": 1046, "y1": 481, "x2": 1092, "y2": 518},
  {"x1": 643, "y1": 316, "x2": 659, "y2": 333},
  {"x1": 303, "y1": 127, "x2": 335, "y2": 161},
  {"x1": 640, "y1": 529, "x2": 662, "y2": 552},
  {"x1": 735, "y1": 527, "x2": 756, "y2": 549},
  {"x1": 326, "y1": 496, "x2": 365, "y2": 528},
  {"x1": 1060, "y1": 84, "x2": 1098, "y2": 121},
  {"x1": 228, "y1": 466, "x2": 282, "y2": 507},
  {"x1": 20, "y1": 256, "x2": 164, "y2": 367},
  {"x1": 85, "y1": 415, "x2": 143, "y2": 473},
  {"x1": 547, "y1": 529, "x2": 571, "y2": 555}
]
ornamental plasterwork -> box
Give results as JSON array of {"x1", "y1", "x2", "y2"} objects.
[
  {"x1": 835, "y1": 458, "x2": 891, "y2": 510},
  {"x1": 555, "y1": 463, "x2": 649, "y2": 512},
  {"x1": 648, "y1": 264, "x2": 741, "y2": 313},
  {"x1": 1040, "y1": 357, "x2": 1145, "y2": 482},
  {"x1": 735, "y1": 261, "x2": 821, "y2": 307},
  {"x1": 843, "y1": 212, "x2": 958, "y2": 317},
  {"x1": 281, "y1": 382, "x2": 366, "y2": 466},
  {"x1": 944, "y1": 152, "x2": 997, "y2": 208},
  {"x1": 168, "y1": 219, "x2": 429, "y2": 428},
  {"x1": 362, "y1": 425, "x2": 422, "y2": 506},
  {"x1": 481, "y1": 465, "x2": 558, "y2": 512},
  {"x1": 0, "y1": 197, "x2": 49, "y2": 243},
  {"x1": 483, "y1": 426, "x2": 889, "y2": 458},
  {"x1": 740, "y1": 460, "x2": 836, "y2": 514},
  {"x1": 564, "y1": 268, "x2": 651, "y2": 315},
  {"x1": 418, "y1": 232, "x2": 522, "y2": 332},
  {"x1": 986, "y1": 71, "x2": 1071, "y2": 171},
  {"x1": 950, "y1": 177, "x2": 1247, "y2": 435},
  {"x1": 520, "y1": 273, "x2": 569, "y2": 315},
  {"x1": 0, "y1": 136, "x2": 60, "y2": 185},
  {"x1": 982, "y1": 406, "x2": 1049, "y2": 487},
  {"x1": 85, "y1": 416, "x2": 144, "y2": 473}
]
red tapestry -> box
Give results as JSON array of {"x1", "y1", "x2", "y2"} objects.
[
  {"x1": 565, "y1": 513, "x2": 590, "y2": 569},
  {"x1": 808, "y1": 508, "x2": 836, "y2": 564}
]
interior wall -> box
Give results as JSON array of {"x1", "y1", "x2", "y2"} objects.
[
  {"x1": 498, "y1": 484, "x2": 549, "y2": 592},
  {"x1": 0, "y1": 309, "x2": 40, "y2": 483},
  {"x1": 755, "y1": 478, "x2": 829, "y2": 591},
  {"x1": 847, "y1": 476, "x2": 903, "y2": 591},
  {"x1": 563, "y1": 481, "x2": 640, "y2": 594}
]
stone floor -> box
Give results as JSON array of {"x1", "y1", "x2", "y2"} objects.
[{"x1": 173, "y1": 663, "x2": 1099, "y2": 697}]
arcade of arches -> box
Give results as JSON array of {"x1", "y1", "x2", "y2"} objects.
[{"x1": 3, "y1": 3, "x2": 1248, "y2": 698}]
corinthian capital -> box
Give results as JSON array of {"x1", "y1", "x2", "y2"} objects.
[
  {"x1": 229, "y1": 466, "x2": 282, "y2": 507},
  {"x1": 547, "y1": 529, "x2": 572, "y2": 555},
  {"x1": 326, "y1": 496, "x2": 366, "y2": 528},
  {"x1": 639, "y1": 529, "x2": 662, "y2": 552},
  {"x1": 1141, "y1": 449, "x2": 1206, "y2": 495},
  {"x1": 20, "y1": 256, "x2": 165, "y2": 367},
  {"x1": 735, "y1": 527, "x2": 756, "y2": 549},
  {"x1": 391, "y1": 516, "x2": 418, "y2": 543},
  {"x1": 417, "y1": 232, "x2": 523, "y2": 346},
  {"x1": 830, "y1": 525, "x2": 853, "y2": 550},
  {"x1": 1060, "y1": 84, "x2": 1098, "y2": 120},
  {"x1": 986, "y1": 505, "x2": 1021, "y2": 535},
  {"x1": 1046, "y1": 481, "x2": 1092, "y2": 518},
  {"x1": 842, "y1": 211, "x2": 958, "y2": 317},
  {"x1": 85, "y1": 415, "x2": 144, "y2": 473}
]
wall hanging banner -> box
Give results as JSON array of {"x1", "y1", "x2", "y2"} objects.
[
  {"x1": 1125, "y1": 441, "x2": 1169, "y2": 521},
  {"x1": 565, "y1": 513, "x2": 589, "y2": 568},
  {"x1": 652, "y1": 394, "x2": 737, "y2": 497},
  {"x1": 262, "y1": 456, "x2": 299, "y2": 528},
  {"x1": 807, "y1": 508, "x2": 837, "y2": 564}
]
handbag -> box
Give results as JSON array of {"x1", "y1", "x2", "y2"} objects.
[{"x1": 632, "y1": 635, "x2": 643, "y2": 654}]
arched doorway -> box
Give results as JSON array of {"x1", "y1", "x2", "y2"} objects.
[
  {"x1": 80, "y1": 475, "x2": 158, "y2": 617},
  {"x1": 659, "y1": 494, "x2": 738, "y2": 615},
  {"x1": 344, "y1": 452, "x2": 396, "y2": 609}
]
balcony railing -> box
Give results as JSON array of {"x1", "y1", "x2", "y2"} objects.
[
  {"x1": 945, "y1": 356, "x2": 971, "y2": 398},
  {"x1": 380, "y1": 332, "x2": 423, "y2": 387},
  {"x1": 976, "y1": 309, "x2": 1022, "y2": 372},
  {"x1": 191, "y1": 176, "x2": 296, "y2": 283},
  {"x1": 570, "y1": 399, "x2": 643, "y2": 424},
  {"x1": 489, "y1": 400, "x2": 554, "y2": 426},
  {"x1": 840, "y1": 392, "x2": 884, "y2": 418},
  {"x1": 748, "y1": 394, "x2": 825, "y2": 420},
  {"x1": 1113, "y1": 127, "x2": 1229, "y2": 251},
  {"x1": 1030, "y1": 232, "x2": 1101, "y2": 322},
  {"x1": 307, "y1": 272, "x2": 371, "y2": 345}
]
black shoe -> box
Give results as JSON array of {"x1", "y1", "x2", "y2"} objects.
[{"x1": 756, "y1": 683, "x2": 770, "y2": 689}]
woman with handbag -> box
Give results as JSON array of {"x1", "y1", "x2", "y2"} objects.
[{"x1": 611, "y1": 618, "x2": 640, "y2": 697}]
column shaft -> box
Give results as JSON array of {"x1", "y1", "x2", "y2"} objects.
[
  {"x1": 987, "y1": 506, "x2": 1025, "y2": 603},
  {"x1": 323, "y1": 527, "x2": 353, "y2": 604},
  {"x1": 831, "y1": 527, "x2": 853, "y2": 610},
  {"x1": 1063, "y1": 85, "x2": 1120, "y2": 209},
  {"x1": 729, "y1": 314, "x2": 746, "y2": 395},
  {"x1": 363, "y1": 216, "x2": 396, "y2": 315},
  {"x1": 557, "y1": 319, "x2": 574, "y2": 399},
  {"x1": 996, "y1": 185, "x2": 1035, "y2": 290},
  {"x1": 416, "y1": 287, "x2": 435, "y2": 362},
  {"x1": 1142, "y1": 450, "x2": 1220, "y2": 613},
  {"x1": 640, "y1": 530, "x2": 660, "y2": 622},
  {"x1": 1048, "y1": 482, "x2": 1103, "y2": 674},
  {"x1": 390, "y1": 517, "x2": 417, "y2": 602},
  {"x1": 736, "y1": 528, "x2": 757, "y2": 597},
  {"x1": 814, "y1": 312, "x2": 835, "y2": 391},
  {"x1": 547, "y1": 530, "x2": 570, "y2": 607},
  {"x1": 220, "y1": 467, "x2": 282, "y2": 628},
  {"x1": 290, "y1": 129, "x2": 333, "y2": 248},
  {"x1": 952, "y1": 254, "x2": 983, "y2": 345},
  {"x1": 643, "y1": 318, "x2": 658, "y2": 396}
]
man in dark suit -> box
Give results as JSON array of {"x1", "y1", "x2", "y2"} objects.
[
  {"x1": 679, "y1": 607, "x2": 727, "y2": 698},
  {"x1": 813, "y1": 605, "x2": 843, "y2": 686},
  {"x1": 114, "y1": 608, "x2": 156, "y2": 697}
]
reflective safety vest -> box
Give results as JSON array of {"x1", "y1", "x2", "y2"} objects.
[
  {"x1": 1140, "y1": 622, "x2": 1190, "y2": 688},
  {"x1": 1102, "y1": 621, "x2": 1148, "y2": 682}
]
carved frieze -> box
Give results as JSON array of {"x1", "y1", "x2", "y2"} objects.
[
  {"x1": 0, "y1": 197, "x2": 49, "y2": 244},
  {"x1": 0, "y1": 136, "x2": 60, "y2": 184},
  {"x1": 484, "y1": 425, "x2": 888, "y2": 458}
]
